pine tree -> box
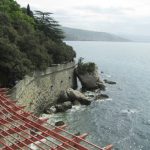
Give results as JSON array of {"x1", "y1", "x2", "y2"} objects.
[
  {"x1": 35, "y1": 11, "x2": 64, "y2": 42},
  {"x1": 27, "y1": 4, "x2": 33, "y2": 17}
]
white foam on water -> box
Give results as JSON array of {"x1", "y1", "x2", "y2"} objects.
[
  {"x1": 121, "y1": 109, "x2": 139, "y2": 115},
  {"x1": 104, "y1": 74, "x2": 112, "y2": 78},
  {"x1": 106, "y1": 98, "x2": 113, "y2": 101},
  {"x1": 147, "y1": 120, "x2": 150, "y2": 124},
  {"x1": 67, "y1": 105, "x2": 86, "y2": 112},
  {"x1": 142, "y1": 119, "x2": 150, "y2": 126},
  {"x1": 42, "y1": 113, "x2": 64, "y2": 125},
  {"x1": 96, "y1": 98, "x2": 113, "y2": 103}
]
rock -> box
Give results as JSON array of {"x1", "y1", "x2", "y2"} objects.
[
  {"x1": 46, "y1": 106, "x2": 56, "y2": 114},
  {"x1": 55, "y1": 101, "x2": 72, "y2": 112},
  {"x1": 67, "y1": 88, "x2": 91, "y2": 105},
  {"x1": 73, "y1": 100, "x2": 81, "y2": 105},
  {"x1": 87, "y1": 95, "x2": 95, "y2": 98},
  {"x1": 104, "y1": 79, "x2": 116, "y2": 85},
  {"x1": 74, "y1": 132, "x2": 81, "y2": 136},
  {"x1": 57, "y1": 90, "x2": 69, "y2": 103},
  {"x1": 63, "y1": 101, "x2": 72, "y2": 109},
  {"x1": 85, "y1": 92, "x2": 95, "y2": 98},
  {"x1": 97, "y1": 82, "x2": 106, "y2": 91},
  {"x1": 100, "y1": 94, "x2": 109, "y2": 98},
  {"x1": 55, "y1": 104, "x2": 65, "y2": 112},
  {"x1": 95, "y1": 89, "x2": 101, "y2": 93},
  {"x1": 55, "y1": 121, "x2": 65, "y2": 126},
  {"x1": 79, "y1": 98, "x2": 91, "y2": 105},
  {"x1": 67, "y1": 88, "x2": 87, "y2": 101},
  {"x1": 76, "y1": 72, "x2": 98, "y2": 90},
  {"x1": 95, "y1": 94, "x2": 109, "y2": 100},
  {"x1": 75, "y1": 66, "x2": 105, "y2": 90}
]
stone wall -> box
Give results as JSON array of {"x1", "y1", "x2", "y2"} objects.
[{"x1": 10, "y1": 62, "x2": 77, "y2": 115}]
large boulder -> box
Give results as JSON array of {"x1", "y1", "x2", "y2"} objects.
[
  {"x1": 67, "y1": 88, "x2": 86, "y2": 100},
  {"x1": 57, "y1": 90, "x2": 70, "y2": 103},
  {"x1": 75, "y1": 66, "x2": 105, "y2": 90},
  {"x1": 67, "y1": 88, "x2": 91, "y2": 105}
]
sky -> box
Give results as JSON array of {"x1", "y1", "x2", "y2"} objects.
[{"x1": 16, "y1": 0, "x2": 150, "y2": 37}]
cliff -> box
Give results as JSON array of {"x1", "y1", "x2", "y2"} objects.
[{"x1": 10, "y1": 62, "x2": 77, "y2": 115}]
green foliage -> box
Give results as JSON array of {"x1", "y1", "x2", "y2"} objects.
[
  {"x1": 0, "y1": 0, "x2": 20, "y2": 13},
  {"x1": 0, "y1": 38, "x2": 32, "y2": 87},
  {"x1": 34, "y1": 11, "x2": 64, "y2": 42},
  {"x1": 77, "y1": 58, "x2": 96, "y2": 75},
  {"x1": 26, "y1": 4, "x2": 33, "y2": 17},
  {"x1": 0, "y1": 0, "x2": 76, "y2": 87}
]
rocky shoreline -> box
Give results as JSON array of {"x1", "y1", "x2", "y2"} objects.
[
  {"x1": 45, "y1": 61, "x2": 116, "y2": 114},
  {"x1": 45, "y1": 88, "x2": 111, "y2": 114}
]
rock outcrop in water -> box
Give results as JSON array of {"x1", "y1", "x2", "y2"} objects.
[
  {"x1": 95, "y1": 94, "x2": 109, "y2": 100},
  {"x1": 76, "y1": 71, "x2": 105, "y2": 90},
  {"x1": 75, "y1": 59, "x2": 105, "y2": 90},
  {"x1": 104, "y1": 79, "x2": 116, "y2": 85},
  {"x1": 45, "y1": 59, "x2": 114, "y2": 114}
]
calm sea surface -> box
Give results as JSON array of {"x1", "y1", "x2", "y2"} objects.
[{"x1": 46, "y1": 41, "x2": 150, "y2": 150}]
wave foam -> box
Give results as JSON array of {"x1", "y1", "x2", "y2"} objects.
[{"x1": 121, "y1": 109, "x2": 138, "y2": 115}]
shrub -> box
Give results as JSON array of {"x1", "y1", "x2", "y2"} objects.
[{"x1": 77, "y1": 58, "x2": 96, "y2": 75}]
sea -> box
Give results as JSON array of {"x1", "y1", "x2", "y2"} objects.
[{"x1": 44, "y1": 41, "x2": 150, "y2": 150}]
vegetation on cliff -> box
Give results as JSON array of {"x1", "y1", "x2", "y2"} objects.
[
  {"x1": 77, "y1": 58, "x2": 96, "y2": 75},
  {"x1": 0, "y1": 0, "x2": 76, "y2": 87}
]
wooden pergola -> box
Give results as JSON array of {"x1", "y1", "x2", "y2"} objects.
[{"x1": 0, "y1": 88, "x2": 113, "y2": 150}]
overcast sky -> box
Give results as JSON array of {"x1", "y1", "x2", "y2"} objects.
[{"x1": 16, "y1": 0, "x2": 150, "y2": 36}]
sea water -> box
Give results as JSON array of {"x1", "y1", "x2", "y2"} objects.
[{"x1": 46, "y1": 41, "x2": 150, "y2": 150}]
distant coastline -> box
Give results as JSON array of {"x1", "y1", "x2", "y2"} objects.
[{"x1": 61, "y1": 26, "x2": 130, "y2": 42}]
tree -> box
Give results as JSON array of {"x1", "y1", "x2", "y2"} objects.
[
  {"x1": 27, "y1": 4, "x2": 33, "y2": 17},
  {"x1": 0, "y1": 38, "x2": 32, "y2": 87},
  {"x1": 35, "y1": 11, "x2": 64, "y2": 42}
]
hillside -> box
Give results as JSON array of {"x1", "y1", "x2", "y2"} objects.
[
  {"x1": 62, "y1": 27, "x2": 130, "y2": 42},
  {"x1": 0, "y1": 0, "x2": 76, "y2": 87}
]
